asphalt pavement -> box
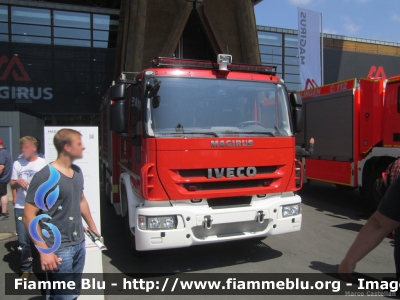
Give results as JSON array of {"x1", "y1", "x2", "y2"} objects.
[{"x1": 0, "y1": 181, "x2": 395, "y2": 300}]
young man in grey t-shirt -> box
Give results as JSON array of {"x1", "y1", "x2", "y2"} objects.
[{"x1": 24, "y1": 129, "x2": 99, "y2": 299}]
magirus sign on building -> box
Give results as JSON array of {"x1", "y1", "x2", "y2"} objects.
[
  {"x1": 0, "y1": 55, "x2": 53, "y2": 101},
  {"x1": 0, "y1": 42, "x2": 115, "y2": 117}
]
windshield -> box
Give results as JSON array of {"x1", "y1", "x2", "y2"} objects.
[{"x1": 146, "y1": 77, "x2": 292, "y2": 137}]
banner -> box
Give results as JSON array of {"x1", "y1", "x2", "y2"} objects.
[
  {"x1": 43, "y1": 127, "x2": 101, "y2": 248},
  {"x1": 298, "y1": 8, "x2": 321, "y2": 90}
]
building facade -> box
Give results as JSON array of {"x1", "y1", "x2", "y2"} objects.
[
  {"x1": 1, "y1": 2, "x2": 400, "y2": 126},
  {"x1": 0, "y1": 0, "x2": 118, "y2": 125},
  {"x1": 257, "y1": 25, "x2": 400, "y2": 90}
]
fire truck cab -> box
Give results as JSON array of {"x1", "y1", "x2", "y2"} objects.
[{"x1": 101, "y1": 55, "x2": 303, "y2": 251}]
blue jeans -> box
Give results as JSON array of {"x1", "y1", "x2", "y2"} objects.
[
  {"x1": 47, "y1": 240, "x2": 86, "y2": 300},
  {"x1": 14, "y1": 208, "x2": 33, "y2": 273},
  {"x1": 395, "y1": 227, "x2": 400, "y2": 279}
]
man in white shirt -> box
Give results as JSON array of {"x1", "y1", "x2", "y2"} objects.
[{"x1": 10, "y1": 136, "x2": 46, "y2": 278}]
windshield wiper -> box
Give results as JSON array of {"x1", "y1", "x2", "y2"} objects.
[
  {"x1": 230, "y1": 131, "x2": 276, "y2": 137},
  {"x1": 160, "y1": 132, "x2": 219, "y2": 137}
]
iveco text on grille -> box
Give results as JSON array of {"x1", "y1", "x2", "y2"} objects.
[{"x1": 207, "y1": 167, "x2": 257, "y2": 179}]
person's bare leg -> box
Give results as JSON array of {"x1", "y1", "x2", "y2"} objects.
[{"x1": 1, "y1": 194, "x2": 8, "y2": 213}]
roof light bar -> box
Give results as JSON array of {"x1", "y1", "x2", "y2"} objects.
[
  {"x1": 152, "y1": 57, "x2": 216, "y2": 70},
  {"x1": 151, "y1": 56, "x2": 277, "y2": 75},
  {"x1": 228, "y1": 63, "x2": 276, "y2": 75}
]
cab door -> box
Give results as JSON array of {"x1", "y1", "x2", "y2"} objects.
[
  {"x1": 120, "y1": 86, "x2": 133, "y2": 174},
  {"x1": 128, "y1": 84, "x2": 143, "y2": 193}
]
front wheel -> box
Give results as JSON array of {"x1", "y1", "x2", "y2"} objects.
[
  {"x1": 249, "y1": 236, "x2": 267, "y2": 243},
  {"x1": 124, "y1": 211, "x2": 136, "y2": 250},
  {"x1": 302, "y1": 179, "x2": 311, "y2": 188},
  {"x1": 123, "y1": 211, "x2": 149, "y2": 257},
  {"x1": 335, "y1": 184, "x2": 357, "y2": 191}
]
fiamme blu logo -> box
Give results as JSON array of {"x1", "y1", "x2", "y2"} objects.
[{"x1": 29, "y1": 165, "x2": 62, "y2": 254}]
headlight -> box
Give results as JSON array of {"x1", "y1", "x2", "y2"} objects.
[
  {"x1": 139, "y1": 216, "x2": 178, "y2": 230},
  {"x1": 282, "y1": 204, "x2": 300, "y2": 217},
  {"x1": 148, "y1": 217, "x2": 161, "y2": 229},
  {"x1": 163, "y1": 217, "x2": 176, "y2": 229}
]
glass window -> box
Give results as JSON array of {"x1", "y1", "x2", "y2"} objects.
[
  {"x1": 54, "y1": 11, "x2": 90, "y2": 28},
  {"x1": 285, "y1": 83, "x2": 301, "y2": 91},
  {"x1": 93, "y1": 14, "x2": 118, "y2": 31},
  {"x1": 285, "y1": 34, "x2": 298, "y2": 48},
  {"x1": 93, "y1": 41, "x2": 107, "y2": 48},
  {"x1": 12, "y1": 24, "x2": 50, "y2": 37},
  {"x1": 130, "y1": 85, "x2": 142, "y2": 133},
  {"x1": 285, "y1": 65, "x2": 300, "y2": 74},
  {"x1": 93, "y1": 30, "x2": 109, "y2": 41},
  {"x1": 147, "y1": 77, "x2": 292, "y2": 137},
  {"x1": 54, "y1": 27, "x2": 90, "y2": 40},
  {"x1": 11, "y1": 7, "x2": 50, "y2": 25},
  {"x1": 0, "y1": 22, "x2": 7, "y2": 34},
  {"x1": 259, "y1": 45, "x2": 282, "y2": 55},
  {"x1": 0, "y1": 5, "x2": 8, "y2": 22},
  {"x1": 12, "y1": 35, "x2": 50, "y2": 44},
  {"x1": 258, "y1": 31, "x2": 282, "y2": 46},
  {"x1": 262, "y1": 63, "x2": 282, "y2": 74},
  {"x1": 284, "y1": 56, "x2": 299, "y2": 65},
  {"x1": 284, "y1": 74, "x2": 300, "y2": 83},
  {"x1": 0, "y1": 34, "x2": 8, "y2": 41},
  {"x1": 54, "y1": 38, "x2": 91, "y2": 47},
  {"x1": 285, "y1": 47, "x2": 299, "y2": 57},
  {"x1": 93, "y1": 40, "x2": 116, "y2": 48},
  {"x1": 261, "y1": 54, "x2": 282, "y2": 64}
]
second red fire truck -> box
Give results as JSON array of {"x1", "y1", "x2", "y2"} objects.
[
  {"x1": 297, "y1": 76, "x2": 400, "y2": 206},
  {"x1": 101, "y1": 55, "x2": 303, "y2": 251}
]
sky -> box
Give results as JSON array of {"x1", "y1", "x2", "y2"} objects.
[{"x1": 255, "y1": 0, "x2": 400, "y2": 43}]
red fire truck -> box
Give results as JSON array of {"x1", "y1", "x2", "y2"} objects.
[
  {"x1": 297, "y1": 76, "x2": 400, "y2": 206},
  {"x1": 101, "y1": 55, "x2": 303, "y2": 251}
]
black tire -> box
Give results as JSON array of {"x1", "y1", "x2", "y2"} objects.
[
  {"x1": 124, "y1": 214, "x2": 149, "y2": 257},
  {"x1": 302, "y1": 179, "x2": 311, "y2": 188},
  {"x1": 249, "y1": 236, "x2": 267, "y2": 243},
  {"x1": 102, "y1": 165, "x2": 113, "y2": 206},
  {"x1": 335, "y1": 184, "x2": 357, "y2": 191},
  {"x1": 101, "y1": 164, "x2": 106, "y2": 185},
  {"x1": 124, "y1": 211, "x2": 136, "y2": 250}
]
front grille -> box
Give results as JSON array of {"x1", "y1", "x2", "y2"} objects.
[
  {"x1": 257, "y1": 166, "x2": 278, "y2": 174},
  {"x1": 208, "y1": 196, "x2": 252, "y2": 208},
  {"x1": 179, "y1": 166, "x2": 277, "y2": 178},
  {"x1": 179, "y1": 169, "x2": 208, "y2": 178},
  {"x1": 183, "y1": 179, "x2": 272, "y2": 191},
  {"x1": 192, "y1": 220, "x2": 269, "y2": 239}
]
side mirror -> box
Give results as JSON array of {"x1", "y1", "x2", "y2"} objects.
[
  {"x1": 132, "y1": 136, "x2": 141, "y2": 147},
  {"x1": 108, "y1": 84, "x2": 125, "y2": 101},
  {"x1": 147, "y1": 79, "x2": 161, "y2": 98},
  {"x1": 293, "y1": 107, "x2": 303, "y2": 133},
  {"x1": 109, "y1": 100, "x2": 127, "y2": 133},
  {"x1": 290, "y1": 93, "x2": 303, "y2": 107},
  {"x1": 152, "y1": 95, "x2": 160, "y2": 109}
]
